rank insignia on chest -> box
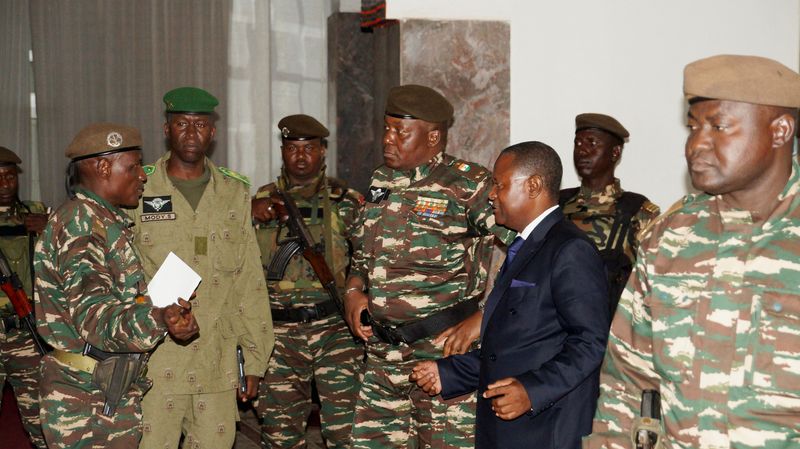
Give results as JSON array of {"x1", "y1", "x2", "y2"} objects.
[
  {"x1": 413, "y1": 196, "x2": 449, "y2": 218},
  {"x1": 141, "y1": 196, "x2": 176, "y2": 222},
  {"x1": 367, "y1": 186, "x2": 391, "y2": 203}
]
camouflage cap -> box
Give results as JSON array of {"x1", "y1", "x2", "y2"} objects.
[
  {"x1": 385, "y1": 84, "x2": 454, "y2": 124},
  {"x1": 684, "y1": 54, "x2": 800, "y2": 108},
  {"x1": 65, "y1": 122, "x2": 142, "y2": 161},
  {"x1": 278, "y1": 114, "x2": 330, "y2": 140},
  {"x1": 0, "y1": 146, "x2": 22, "y2": 166},
  {"x1": 575, "y1": 113, "x2": 629, "y2": 141},
  {"x1": 163, "y1": 87, "x2": 219, "y2": 114}
]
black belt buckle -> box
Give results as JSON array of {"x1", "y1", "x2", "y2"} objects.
[{"x1": 372, "y1": 322, "x2": 405, "y2": 346}]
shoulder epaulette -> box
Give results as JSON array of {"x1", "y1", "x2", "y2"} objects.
[
  {"x1": 639, "y1": 196, "x2": 688, "y2": 237},
  {"x1": 92, "y1": 216, "x2": 107, "y2": 240},
  {"x1": 218, "y1": 167, "x2": 251, "y2": 187},
  {"x1": 143, "y1": 165, "x2": 156, "y2": 176},
  {"x1": 448, "y1": 157, "x2": 490, "y2": 182},
  {"x1": 641, "y1": 201, "x2": 661, "y2": 216},
  {"x1": 254, "y1": 182, "x2": 277, "y2": 199}
]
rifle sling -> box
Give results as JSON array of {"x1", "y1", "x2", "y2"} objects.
[
  {"x1": 371, "y1": 297, "x2": 480, "y2": 346},
  {"x1": 271, "y1": 298, "x2": 340, "y2": 323}
]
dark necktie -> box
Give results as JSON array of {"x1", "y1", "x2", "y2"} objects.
[{"x1": 500, "y1": 236, "x2": 525, "y2": 275}]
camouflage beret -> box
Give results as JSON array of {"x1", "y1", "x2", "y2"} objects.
[
  {"x1": 575, "y1": 113, "x2": 629, "y2": 141},
  {"x1": 385, "y1": 84, "x2": 454, "y2": 124},
  {"x1": 278, "y1": 114, "x2": 329, "y2": 140},
  {"x1": 163, "y1": 87, "x2": 219, "y2": 114},
  {"x1": 0, "y1": 147, "x2": 22, "y2": 166},
  {"x1": 684, "y1": 54, "x2": 800, "y2": 108},
  {"x1": 65, "y1": 122, "x2": 142, "y2": 161}
]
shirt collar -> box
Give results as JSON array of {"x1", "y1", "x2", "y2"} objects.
[
  {"x1": 518, "y1": 205, "x2": 559, "y2": 240},
  {"x1": 74, "y1": 187, "x2": 132, "y2": 227}
]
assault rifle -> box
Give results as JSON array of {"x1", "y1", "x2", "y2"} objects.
[
  {"x1": 265, "y1": 189, "x2": 344, "y2": 315},
  {"x1": 634, "y1": 389, "x2": 661, "y2": 449},
  {"x1": 0, "y1": 247, "x2": 47, "y2": 355}
]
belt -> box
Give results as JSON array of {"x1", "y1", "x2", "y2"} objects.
[
  {"x1": 1, "y1": 315, "x2": 20, "y2": 333},
  {"x1": 271, "y1": 299, "x2": 340, "y2": 323},
  {"x1": 52, "y1": 343, "x2": 116, "y2": 374},
  {"x1": 368, "y1": 297, "x2": 480, "y2": 346}
]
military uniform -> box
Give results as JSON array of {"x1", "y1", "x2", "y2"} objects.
[
  {"x1": 254, "y1": 170, "x2": 364, "y2": 448},
  {"x1": 560, "y1": 180, "x2": 659, "y2": 309},
  {"x1": 349, "y1": 151, "x2": 512, "y2": 449},
  {"x1": 0, "y1": 199, "x2": 47, "y2": 449},
  {"x1": 133, "y1": 152, "x2": 273, "y2": 449},
  {"x1": 35, "y1": 187, "x2": 167, "y2": 449}
]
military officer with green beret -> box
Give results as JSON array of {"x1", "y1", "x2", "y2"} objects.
[
  {"x1": 559, "y1": 113, "x2": 659, "y2": 313},
  {"x1": 35, "y1": 122, "x2": 199, "y2": 449},
  {"x1": 132, "y1": 87, "x2": 274, "y2": 449},
  {"x1": 0, "y1": 146, "x2": 48, "y2": 449},
  {"x1": 252, "y1": 114, "x2": 365, "y2": 448},
  {"x1": 585, "y1": 55, "x2": 800, "y2": 449},
  {"x1": 343, "y1": 84, "x2": 514, "y2": 449}
]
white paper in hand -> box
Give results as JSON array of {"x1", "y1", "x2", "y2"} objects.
[{"x1": 147, "y1": 252, "x2": 202, "y2": 307}]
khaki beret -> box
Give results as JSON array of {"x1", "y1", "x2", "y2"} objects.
[
  {"x1": 684, "y1": 54, "x2": 800, "y2": 108},
  {"x1": 163, "y1": 87, "x2": 219, "y2": 114},
  {"x1": 0, "y1": 147, "x2": 22, "y2": 166},
  {"x1": 65, "y1": 122, "x2": 142, "y2": 161},
  {"x1": 385, "y1": 84, "x2": 454, "y2": 124},
  {"x1": 575, "y1": 113, "x2": 629, "y2": 141},
  {"x1": 278, "y1": 114, "x2": 329, "y2": 140}
]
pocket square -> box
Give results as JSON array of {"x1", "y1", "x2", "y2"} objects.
[{"x1": 510, "y1": 279, "x2": 536, "y2": 288}]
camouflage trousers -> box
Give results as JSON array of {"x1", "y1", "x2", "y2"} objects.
[
  {"x1": 0, "y1": 324, "x2": 46, "y2": 449},
  {"x1": 351, "y1": 338, "x2": 476, "y2": 449},
  {"x1": 39, "y1": 353, "x2": 148, "y2": 449},
  {"x1": 257, "y1": 314, "x2": 364, "y2": 449}
]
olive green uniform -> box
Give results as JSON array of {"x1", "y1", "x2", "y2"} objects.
[
  {"x1": 0, "y1": 200, "x2": 47, "y2": 449},
  {"x1": 131, "y1": 153, "x2": 274, "y2": 449},
  {"x1": 255, "y1": 170, "x2": 365, "y2": 448}
]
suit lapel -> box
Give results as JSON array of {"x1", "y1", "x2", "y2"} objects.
[{"x1": 480, "y1": 209, "x2": 563, "y2": 336}]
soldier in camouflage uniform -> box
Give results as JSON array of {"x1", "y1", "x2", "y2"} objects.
[
  {"x1": 34, "y1": 122, "x2": 199, "y2": 449},
  {"x1": 560, "y1": 113, "x2": 660, "y2": 312},
  {"x1": 134, "y1": 87, "x2": 274, "y2": 449},
  {"x1": 583, "y1": 55, "x2": 800, "y2": 449},
  {"x1": 0, "y1": 146, "x2": 48, "y2": 449},
  {"x1": 252, "y1": 114, "x2": 364, "y2": 448},
  {"x1": 343, "y1": 85, "x2": 513, "y2": 449}
]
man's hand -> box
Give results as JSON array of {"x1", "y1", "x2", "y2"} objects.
[
  {"x1": 23, "y1": 213, "x2": 48, "y2": 234},
  {"x1": 409, "y1": 361, "x2": 442, "y2": 396},
  {"x1": 343, "y1": 288, "x2": 371, "y2": 341},
  {"x1": 251, "y1": 195, "x2": 285, "y2": 223},
  {"x1": 483, "y1": 377, "x2": 531, "y2": 420},
  {"x1": 161, "y1": 298, "x2": 199, "y2": 341},
  {"x1": 434, "y1": 310, "x2": 482, "y2": 356},
  {"x1": 238, "y1": 375, "x2": 259, "y2": 402}
]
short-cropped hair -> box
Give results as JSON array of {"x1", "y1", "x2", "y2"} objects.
[{"x1": 499, "y1": 141, "x2": 562, "y2": 197}]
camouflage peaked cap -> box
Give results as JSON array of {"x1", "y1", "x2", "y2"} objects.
[
  {"x1": 575, "y1": 113, "x2": 629, "y2": 141},
  {"x1": 278, "y1": 114, "x2": 330, "y2": 140},
  {"x1": 65, "y1": 122, "x2": 142, "y2": 161},
  {"x1": 0, "y1": 146, "x2": 22, "y2": 166},
  {"x1": 385, "y1": 84, "x2": 454, "y2": 124},
  {"x1": 163, "y1": 87, "x2": 219, "y2": 114},
  {"x1": 684, "y1": 54, "x2": 800, "y2": 108}
]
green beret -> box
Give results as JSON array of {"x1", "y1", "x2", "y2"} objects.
[
  {"x1": 385, "y1": 84, "x2": 454, "y2": 124},
  {"x1": 65, "y1": 122, "x2": 142, "y2": 161},
  {"x1": 278, "y1": 114, "x2": 329, "y2": 140},
  {"x1": 575, "y1": 113, "x2": 629, "y2": 141},
  {"x1": 684, "y1": 54, "x2": 800, "y2": 108},
  {"x1": 163, "y1": 87, "x2": 219, "y2": 114},
  {"x1": 0, "y1": 147, "x2": 22, "y2": 166}
]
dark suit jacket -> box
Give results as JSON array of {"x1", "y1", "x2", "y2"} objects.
[{"x1": 437, "y1": 208, "x2": 609, "y2": 449}]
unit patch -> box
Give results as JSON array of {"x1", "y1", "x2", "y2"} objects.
[
  {"x1": 367, "y1": 186, "x2": 391, "y2": 204},
  {"x1": 413, "y1": 196, "x2": 448, "y2": 218},
  {"x1": 141, "y1": 196, "x2": 176, "y2": 222}
]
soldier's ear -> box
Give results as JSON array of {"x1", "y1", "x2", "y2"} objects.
[
  {"x1": 427, "y1": 130, "x2": 441, "y2": 147},
  {"x1": 771, "y1": 113, "x2": 795, "y2": 149},
  {"x1": 96, "y1": 157, "x2": 112, "y2": 179},
  {"x1": 611, "y1": 145, "x2": 622, "y2": 163}
]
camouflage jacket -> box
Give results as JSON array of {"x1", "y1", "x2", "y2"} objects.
[
  {"x1": 130, "y1": 153, "x2": 273, "y2": 394},
  {"x1": 350, "y1": 151, "x2": 513, "y2": 325},
  {"x1": 254, "y1": 169, "x2": 364, "y2": 308},
  {"x1": 561, "y1": 179, "x2": 660, "y2": 265},
  {"x1": 34, "y1": 188, "x2": 165, "y2": 353},
  {"x1": 583, "y1": 160, "x2": 800, "y2": 449},
  {"x1": 0, "y1": 200, "x2": 46, "y2": 316}
]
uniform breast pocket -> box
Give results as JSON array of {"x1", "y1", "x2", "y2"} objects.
[
  {"x1": 749, "y1": 290, "x2": 800, "y2": 402},
  {"x1": 645, "y1": 276, "x2": 701, "y2": 385},
  {"x1": 213, "y1": 228, "x2": 246, "y2": 273}
]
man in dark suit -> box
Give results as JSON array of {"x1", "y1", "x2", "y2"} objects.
[{"x1": 410, "y1": 141, "x2": 610, "y2": 449}]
